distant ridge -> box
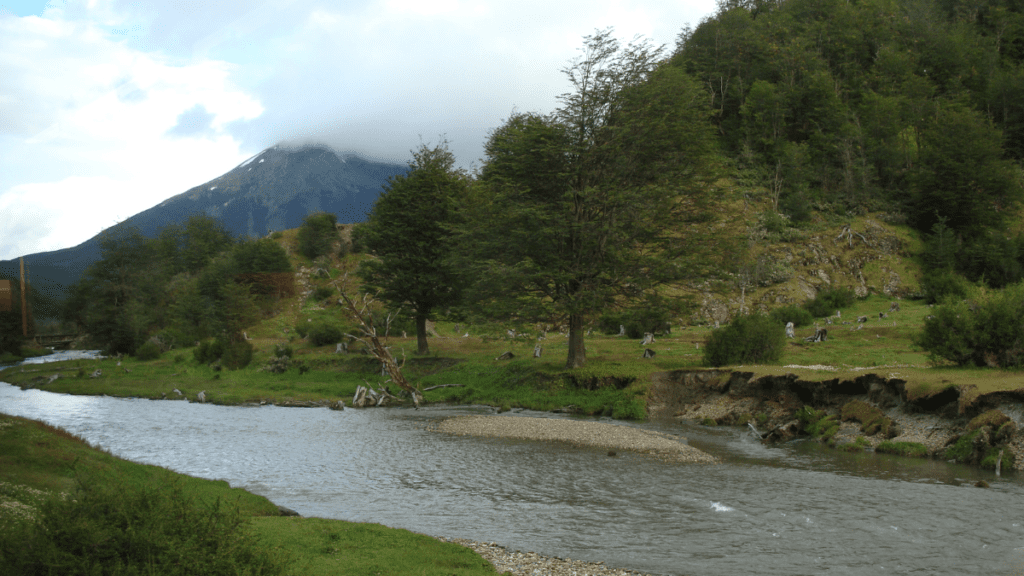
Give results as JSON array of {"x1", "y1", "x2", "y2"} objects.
[{"x1": 0, "y1": 144, "x2": 407, "y2": 304}]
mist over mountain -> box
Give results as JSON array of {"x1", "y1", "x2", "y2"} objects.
[{"x1": 0, "y1": 144, "x2": 407, "y2": 304}]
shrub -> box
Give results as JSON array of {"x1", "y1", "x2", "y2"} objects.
[
  {"x1": 768, "y1": 305, "x2": 814, "y2": 328},
  {"x1": 968, "y1": 409, "x2": 1011, "y2": 431},
  {"x1": 598, "y1": 308, "x2": 672, "y2": 339},
  {"x1": 875, "y1": 441, "x2": 928, "y2": 457},
  {"x1": 307, "y1": 323, "x2": 343, "y2": 347},
  {"x1": 296, "y1": 212, "x2": 338, "y2": 259},
  {"x1": 702, "y1": 313, "x2": 785, "y2": 367},
  {"x1": 221, "y1": 340, "x2": 253, "y2": 370},
  {"x1": 980, "y1": 446, "x2": 1015, "y2": 470},
  {"x1": 0, "y1": 471, "x2": 284, "y2": 576},
  {"x1": 273, "y1": 344, "x2": 293, "y2": 359},
  {"x1": 944, "y1": 429, "x2": 983, "y2": 463},
  {"x1": 803, "y1": 287, "x2": 856, "y2": 318},
  {"x1": 135, "y1": 340, "x2": 162, "y2": 361},
  {"x1": 920, "y1": 269, "x2": 971, "y2": 304},
  {"x1": 193, "y1": 339, "x2": 226, "y2": 365},
  {"x1": 310, "y1": 286, "x2": 335, "y2": 302},
  {"x1": 294, "y1": 323, "x2": 309, "y2": 338},
  {"x1": 917, "y1": 282, "x2": 1024, "y2": 367}
]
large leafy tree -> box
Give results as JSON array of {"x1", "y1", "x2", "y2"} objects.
[
  {"x1": 462, "y1": 29, "x2": 720, "y2": 369},
  {"x1": 357, "y1": 141, "x2": 468, "y2": 355}
]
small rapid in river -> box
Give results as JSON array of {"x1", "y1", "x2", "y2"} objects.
[{"x1": 1, "y1": 357, "x2": 1022, "y2": 575}]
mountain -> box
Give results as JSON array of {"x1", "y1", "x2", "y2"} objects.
[{"x1": 0, "y1": 144, "x2": 407, "y2": 305}]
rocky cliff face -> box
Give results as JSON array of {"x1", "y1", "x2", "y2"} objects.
[{"x1": 690, "y1": 215, "x2": 919, "y2": 324}]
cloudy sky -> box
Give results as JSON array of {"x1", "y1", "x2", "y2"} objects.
[{"x1": 0, "y1": 0, "x2": 717, "y2": 260}]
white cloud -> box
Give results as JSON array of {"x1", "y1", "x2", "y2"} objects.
[{"x1": 0, "y1": 9, "x2": 262, "y2": 260}]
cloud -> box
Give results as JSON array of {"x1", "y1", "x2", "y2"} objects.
[
  {"x1": 0, "y1": 8, "x2": 264, "y2": 260},
  {"x1": 0, "y1": 0, "x2": 719, "y2": 260}
]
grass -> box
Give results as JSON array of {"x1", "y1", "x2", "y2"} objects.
[
  {"x1": 0, "y1": 414, "x2": 500, "y2": 576},
  {"x1": 875, "y1": 441, "x2": 929, "y2": 457}
]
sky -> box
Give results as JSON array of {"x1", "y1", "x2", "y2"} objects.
[{"x1": 0, "y1": 0, "x2": 718, "y2": 261}]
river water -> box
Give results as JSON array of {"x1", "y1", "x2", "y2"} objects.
[{"x1": 2, "y1": 357, "x2": 1022, "y2": 575}]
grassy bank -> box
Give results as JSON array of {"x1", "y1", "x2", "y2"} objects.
[
  {"x1": 0, "y1": 413, "x2": 498, "y2": 575},
  {"x1": 4, "y1": 295, "x2": 1024, "y2": 415}
]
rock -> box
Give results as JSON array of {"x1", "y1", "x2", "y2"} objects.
[
  {"x1": 764, "y1": 420, "x2": 801, "y2": 443},
  {"x1": 173, "y1": 388, "x2": 183, "y2": 396}
]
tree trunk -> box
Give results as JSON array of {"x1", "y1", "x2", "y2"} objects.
[
  {"x1": 565, "y1": 313, "x2": 586, "y2": 369},
  {"x1": 415, "y1": 313, "x2": 429, "y2": 355}
]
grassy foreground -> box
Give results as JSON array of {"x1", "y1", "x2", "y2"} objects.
[{"x1": 0, "y1": 413, "x2": 497, "y2": 575}]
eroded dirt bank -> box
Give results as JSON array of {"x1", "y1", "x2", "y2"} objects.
[{"x1": 648, "y1": 370, "x2": 1024, "y2": 470}]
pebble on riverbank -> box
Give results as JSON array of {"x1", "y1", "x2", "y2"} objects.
[{"x1": 436, "y1": 415, "x2": 719, "y2": 464}]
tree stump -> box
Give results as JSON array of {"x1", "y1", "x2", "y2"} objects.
[
  {"x1": 640, "y1": 333, "x2": 655, "y2": 346},
  {"x1": 533, "y1": 345, "x2": 542, "y2": 358},
  {"x1": 496, "y1": 351, "x2": 514, "y2": 360},
  {"x1": 785, "y1": 322, "x2": 795, "y2": 338},
  {"x1": 642, "y1": 348, "x2": 656, "y2": 359}
]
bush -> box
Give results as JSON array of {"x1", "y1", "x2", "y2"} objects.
[
  {"x1": 803, "y1": 287, "x2": 856, "y2": 318},
  {"x1": 135, "y1": 340, "x2": 162, "y2": 361},
  {"x1": 917, "y1": 282, "x2": 1024, "y2": 367},
  {"x1": 310, "y1": 286, "x2": 335, "y2": 301},
  {"x1": 296, "y1": 212, "x2": 338, "y2": 259},
  {"x1": 598, "y1": 307, "x2": 672, "y2": 339},
  {"x1": 294, "y1": 323, "x2": 309, "y2": 338},
  {"x1": 0, "y1": 471, "x2": 284, "y2": 576},
  {"x1": 920, "y1": 269, "x2": 972, "y2": 304},
  {"x1": 193, "y1": 339, "x2": 226, "y2": 365},
  {"x1": 768, "y1": 305, "x2": 814, "y2": 328},
  {"x1": 221, "y1": 340, "x2": 253, "y2": 370},
  {"x1": 307, "y1": 323, "x2": 343, "y2": 347},
  {"x1": 702, "y1": 313, "x2": 785, "y2": 367}
]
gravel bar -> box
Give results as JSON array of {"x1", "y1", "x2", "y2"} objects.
[
  {"x1": 438, "y1": 538, "x2": 659, "y2": 576},
  {"x1": 437, "y1": 415, "x2": 718, "y2": 464}
]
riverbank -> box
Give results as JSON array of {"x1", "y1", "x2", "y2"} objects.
[
  {"x1": 6, "y1": 412, "x2": 663, "y2": 576},
  {"x1": 648, "y1": 368, "x2": 1024, "y2": 472}
]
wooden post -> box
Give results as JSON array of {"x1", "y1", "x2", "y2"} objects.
[{"x1": 20, "y1": 257, "x2": 28, "y2": 337}]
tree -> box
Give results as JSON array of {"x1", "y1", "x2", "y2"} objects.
[
  {"x1": 297, "y1": 212, "x2": 338, "y2": 259},
  {"x1": 357, "y1": 141, "x2": 467, "y2": 354},
  {"x1": 461, "y1": 29, "x2": 720, "y2": 369}
]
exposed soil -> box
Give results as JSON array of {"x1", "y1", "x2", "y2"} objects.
[{"x1": 648, "y1": 369, "x2": 1024, "y2": 470}]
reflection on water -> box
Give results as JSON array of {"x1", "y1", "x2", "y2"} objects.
[{"x1": 1, "y1": 376, "x2": 1022, "y2": 576}]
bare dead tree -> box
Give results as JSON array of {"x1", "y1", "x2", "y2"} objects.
[{"x1": 331, "y1": 272, "x2": 422, "y2": 407}]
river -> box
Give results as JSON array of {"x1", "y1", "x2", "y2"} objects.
[{"x1": 1, "y1": 357, "x2": 1022, "y2": 575}]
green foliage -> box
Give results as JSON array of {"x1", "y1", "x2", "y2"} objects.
[
  {"x1": 310, "y1": 286, "x2": 335, "y2": 301},
  {"x1": 296, "y1": 212, "x2": 338, "y2": 260},
  {"x1": 944, "y1": 429, "x2": 982, "y2": 462},
  {"x1": 920, "y1": 269, "x2": 972, "y2": 304},
  {"x1": 967, "y1": 409, "x2": 1011, "y2": 431},
  {"x1": 0, "y1": 470, "x2": 284, "y2": 576},
  {"x1": 358, "y1": 140, "x2": 467, "y2": 355},
  {"x1": 307, "y1": 323, "x2": 343, "y2": 347},
  {"x1": 840, "y1": 400, "x2": 894, "y2": 437},
  {"x1": 194, "y1": 339, "x2": 226, "y2": 365},
  {"x1": 222, "y1": 340, "x2": 254, "y2": 371},
  {"x1": 768, "y1": 305, "x2": 814, "y2": 328},
  {"x1": 135, "y1": 339, "x2": 162, "y2": 361},
  {"x1": 702, "y1": 313, "x2": 785, "y2": 367},
  {"x1": 875, "y1": 441, "x2": 928, "y2": 457},
  {"x1": 918, "y1": 282, "x2": 1024, "y2": 367},
  {"x1": 980, "y1": 446, "x2": 1015, "y2": 471},
  {"x1": 598, "y1": 306, "x2": 673, "y2": 338},
  {"x1": 461, "y1": 29, "x2": 720, "y2": 369},
  {"x1": 804, "y1": 287, "x2": 856, "y2": 318}
]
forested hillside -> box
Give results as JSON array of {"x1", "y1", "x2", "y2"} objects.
[{"x1": 674, "y1": 0, "x2": 1024, "y2": 290}]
